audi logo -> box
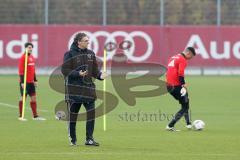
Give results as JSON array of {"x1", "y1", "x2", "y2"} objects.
[{"x1": 68, "y1": 31, "x2": 153, "y2": 62}]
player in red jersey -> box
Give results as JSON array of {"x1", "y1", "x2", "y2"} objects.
[
  {"x1": 18, "y1": 42, "x2": 46, "y2": 121},
  {"x1": 166, "y1": 47, "x2": 196, "y2": 131}
]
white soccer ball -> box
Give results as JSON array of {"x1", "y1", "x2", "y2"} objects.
[
  {"x1": 55, "y1": 111, "x2": 66, "y2": 120},
  {"x1": 193, "y1": 120, "x2": 205, "y2": 130}
]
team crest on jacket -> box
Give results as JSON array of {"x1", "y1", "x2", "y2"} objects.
[{"x1": 87, "y1": 54, "x2": 92, "y2": 59}]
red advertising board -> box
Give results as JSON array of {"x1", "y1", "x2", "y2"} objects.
[{"x1": 0, "y1": 25, "x2": 240, "y2": 67}]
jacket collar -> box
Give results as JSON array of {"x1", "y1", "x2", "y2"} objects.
[
  {"x1": 70, "y1": 43, "x2": 87, "y2": 53},
  {"x1": 180, "y1": 53, "x2": 187, "y2": 59}
]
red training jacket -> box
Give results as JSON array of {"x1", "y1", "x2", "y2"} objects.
[
  {"x1": 166, "y1": 53, "x2": 187, "y2": 86},
  {"x1": 18, "y1": 53, "x2": 36, "y2": 83}
]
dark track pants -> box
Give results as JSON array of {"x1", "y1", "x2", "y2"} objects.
[
  {"x1": 68, "y1": 101, "x2": 95, "y2": 143},
  {"x1": 167, "y1": 85, "x2": 191, "y2": 127}
]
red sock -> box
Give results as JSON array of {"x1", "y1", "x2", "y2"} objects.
[
  {"x1": 30, "y1": 101, "x2": 38, "y2": 118},
  {"x1": 19, "y1": 101, "x2": 23, "y2": 117}
]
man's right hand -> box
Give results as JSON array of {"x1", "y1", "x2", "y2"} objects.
[
  {"x1": 79, "y1": 70, "x2": 88, "y2": 77},
  {"x1": 182, "y1": 84, "x2": 187, "y2": 89}
]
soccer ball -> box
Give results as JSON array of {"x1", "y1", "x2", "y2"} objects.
[
  {"x1": 192, "y1": 120, "x2": 205, "y2": 130},
  {"x1": 55, "y1": 110, "x2": 66, "y2": 120}
]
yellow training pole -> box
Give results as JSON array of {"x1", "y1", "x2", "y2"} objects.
[
  {"x1": 103, "y1": 49, "x2": 107, "y2": 131},
  {"x1": 21, "y1": 49, "x2": 28, "y2": 119}
]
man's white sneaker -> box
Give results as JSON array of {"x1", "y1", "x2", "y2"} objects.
[
  {"x1": 18, "y1": 117, "x2": 27, "y2": 121},
  {"x1": 70, "y1": 142, "x2": 78, "y2": 146},
  {"x1": 165, "y1": 125, "x2": 180, "y2": 132},
  {"x1": 186, "y1": 124, "x2": 192, "y2": 129},
  {"x1": 33, "y1": 116, "x2": 46, "y2": 121}
]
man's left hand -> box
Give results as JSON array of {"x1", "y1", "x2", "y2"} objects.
[{"x1": 100, "y1": 72, "x2": 108, "y2": 80}]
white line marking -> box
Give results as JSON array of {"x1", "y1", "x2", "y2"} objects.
[{"x1": 0, "y1": 102, "x2": 49, "y2": 112}]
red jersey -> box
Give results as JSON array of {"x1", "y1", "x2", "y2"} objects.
[
  {"x1": 166, "y1": 53, "x2": 187, "y2": 86},
  {"x1": 18, "y1": 53, "x2": 36, "y2": 83}
]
